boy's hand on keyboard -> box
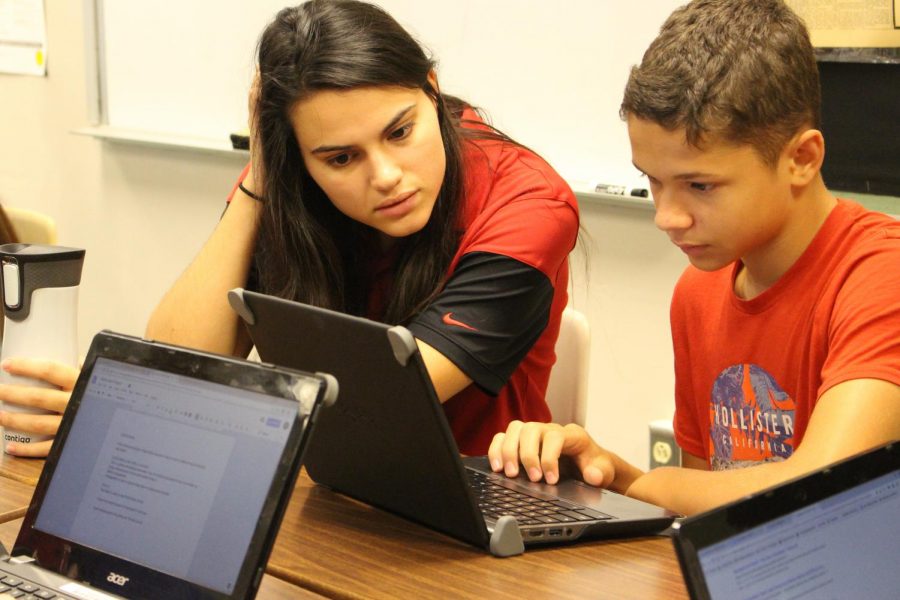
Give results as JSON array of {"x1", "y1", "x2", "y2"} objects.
[{"x1": 488, "y1": 421, "x2": 644, "y2": 495}]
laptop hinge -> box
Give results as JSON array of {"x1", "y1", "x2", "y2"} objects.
[
  {"x1": 489, "y1": 515, "x2": 524, "y2": 557},
  {"x1": 10, "y1": 555, "x2": 36, "y2": 564}
]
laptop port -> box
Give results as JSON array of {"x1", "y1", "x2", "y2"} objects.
[
  {"x1": 528, "y1": 530, "x2": 544, "y2": 538},
  {"x1": 548, "y1": 528, "x2": 563, "y2": 537}
]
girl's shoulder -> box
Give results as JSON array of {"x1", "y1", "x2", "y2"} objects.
[{"x1": 461, "y1": 134, "x2": 574, "y2": 207}]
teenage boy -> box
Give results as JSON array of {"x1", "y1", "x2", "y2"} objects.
[{"x1": 488, "y1": 0, "x2": 900, "y2": 516}]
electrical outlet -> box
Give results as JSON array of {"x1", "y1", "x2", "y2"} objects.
[{"x1": 649, "y1": 419, "x2": 681, "y2": 469}]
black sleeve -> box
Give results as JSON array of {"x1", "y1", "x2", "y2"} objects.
[{"x1": 407, "y1": 251, "x2": 553, "y2": 395}]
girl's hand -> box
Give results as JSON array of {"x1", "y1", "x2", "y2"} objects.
[{"x1": 0, "y1": 358, "x2": 79, "y2": 457}]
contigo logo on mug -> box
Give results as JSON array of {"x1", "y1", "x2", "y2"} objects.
[{"x1": 107, "y1": 573, "x2": 130, "y2": 586}]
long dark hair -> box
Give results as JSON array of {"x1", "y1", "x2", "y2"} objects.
[{"x1": 253, "y1": 0, "x2": 470, "y2": 324}]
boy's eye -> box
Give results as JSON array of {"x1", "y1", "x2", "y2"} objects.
[
  {"x1": 690, "y1": 182, "x2": 714, "y2": 192},
  {"x1": 637, "y1": 171, "x2": 660, "y2": 186}
]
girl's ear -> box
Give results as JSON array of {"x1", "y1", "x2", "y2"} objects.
[
  {"x1": 787, "y1": 128, "x2": 825, "y2": 187},
  {"x1": 426, "y1": 69, "x2": 440, "y2": 94},
  {"x1": 425, "y1": 70, "x2": 443, "y2": 108}
]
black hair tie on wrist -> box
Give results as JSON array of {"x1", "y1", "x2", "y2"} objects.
[{"x1": 238, "y1": 181, "x2": 264, "y2": 202}]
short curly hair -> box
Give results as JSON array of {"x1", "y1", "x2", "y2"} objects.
[{"x1": 621, "y1": 0, "x2": 820, "y2": 166}]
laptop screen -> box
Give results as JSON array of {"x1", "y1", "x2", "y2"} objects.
[
  {"x1": 32, "y1": 357, "x2": 300, "y2": 595},
  {"x1": 696, "y1": 469, "x2": 900, "y2": 599}
]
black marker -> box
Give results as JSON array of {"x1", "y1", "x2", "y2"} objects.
[{"x1": 595, "y1": 183, "x2": 649, "y2": 197}]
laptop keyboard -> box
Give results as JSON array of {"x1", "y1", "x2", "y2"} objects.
[
  {"x1": 467, "y1": 469, "x2": 612, "y2": 526},
  {"x1": 0, "y1": 572, "x2": 63, "y2": 599}
]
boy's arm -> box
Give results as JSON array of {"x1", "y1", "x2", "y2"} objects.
[
  {"x1": 489, "y1": 377, "x2": 900, "y2": 516},
  {"x1": 629, "y1": 377, "x2": 900, "y2": 514}
]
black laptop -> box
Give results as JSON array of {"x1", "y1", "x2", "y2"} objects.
[
  {"x1": 1, "y1": 330, "x2": 337, "y2": 599},
  {"x1": 672, "y1": 441, "x2": 900, "y2": 600},
  {"x1": 228, "y1": 288, "x2": 676, "y2": 557}
]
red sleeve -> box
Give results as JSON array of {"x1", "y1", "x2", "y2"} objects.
[
  {"x1": 820, "y1": 231, "x2": 900, "y2": 393},
  {"x1": 670, "y1": 268, "x2": 710, "y2": 462},
  {"x1": 457, "y1": 142, "x2": 578, "y2": 281}
]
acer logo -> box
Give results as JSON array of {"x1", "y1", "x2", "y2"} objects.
[{"x1": 107, "y1": 573, "x2": 129, "y2": 586}]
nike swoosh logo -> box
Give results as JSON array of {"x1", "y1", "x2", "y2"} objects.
[{"x1": 442, "y1": 312, "x2": 478, "y2": 331}]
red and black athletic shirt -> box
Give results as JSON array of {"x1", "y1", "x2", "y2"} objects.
[
  {"x1": 229, "y1": 112, "x2": 579, "y2": 455},
  {"x1": 405, "y1": 112, "x2": 579, "y2": 454}
]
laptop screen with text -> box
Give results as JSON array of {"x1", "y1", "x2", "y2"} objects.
[
  {"x1": 32, "y1": 357, "x2": 300, "y2": 595},
  {"x1": 696, "y1": 469, "x2": 900, "y2": 599}
]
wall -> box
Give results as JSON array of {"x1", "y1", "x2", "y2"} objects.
[
  {"x1": 0, "y1": 2, "x2": 248, "y2": 362},
  {"x1": 96, "y1": 0, "x2": 685, "y2": 186},
  {"x1": 570, "y1": 203, "x2": 685, "y2": 467},
  {"x1": 0, "y1": 1, "x2": 701, "y2": 470}
]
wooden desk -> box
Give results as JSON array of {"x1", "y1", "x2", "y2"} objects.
[
  {"x1": 0, "y1": 454, "x2": 42, "y2": 523},
  {"x1": 0, "y1": 452, "x2": 43, "y2": 486},
  {"x1": 267, "y1": 472, "x2": 689, "y2": 599},
  {"x1": 0, "y1": 518, "x2": 22, "y2": 547},
  {"x1": 0, "y1": 456, "x2": 688, "y2": 598},
  {"x1": 0, "y1": 477, "x2": 33, "y2": 523}
]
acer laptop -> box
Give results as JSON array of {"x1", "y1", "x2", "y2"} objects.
[
  {"x1": 1, "y1": 330, "x2": 337, "y2": 599},
  {"x1": 228, "y1": 288, "x2": 676, "y2": 557},
  {"x1": 672, "y1": 441, "x2": 899, "y2": 600}
]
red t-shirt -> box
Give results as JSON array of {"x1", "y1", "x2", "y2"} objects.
[
  {"x1": 671, "y1": 200, "x2": 900, "y2": 469},
  {"x1": 229, "y1": 114, "x2": 579, "y2": 456},
  {"x1": 409, "y1": 122, "x2": 579, "y2": 455}
]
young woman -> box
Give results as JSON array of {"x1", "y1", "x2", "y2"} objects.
[{"x1": 146, "y1": 0, "x2": 579, "y2": 455}]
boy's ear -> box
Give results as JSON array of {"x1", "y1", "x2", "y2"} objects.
[{"x1": 787, "y1": 129, "x2": 825, "y2": 187}]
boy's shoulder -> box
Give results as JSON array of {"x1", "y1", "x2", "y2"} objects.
[
  {"x1": 672, "y1": 199, "x2": 899, "y2": 309},
  {"x1": 835, "y1": 198, "x2": 900, "y2": 242},
  {"x1": 825, "y1": 199, "x2": 900, "y2": 274}
]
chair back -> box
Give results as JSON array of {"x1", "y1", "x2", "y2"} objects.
[
  {"x1": 5, "y1": 206, "x2": 58, "y2": 245},
  {"x1": 545, "y1": 307, "x2": 590, "y2": 426}
]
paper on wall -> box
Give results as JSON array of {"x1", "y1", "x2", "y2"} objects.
[{"x1": 0, "y1": 0, "x2": 47, "y2": 76}]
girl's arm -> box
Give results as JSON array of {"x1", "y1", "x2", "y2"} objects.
[
  {"x1": 145, "y1": 184, "x2": 260, "y2": 357},
  {"x1": 416, "y1": 340, "x2": 473, "y2": 402}
]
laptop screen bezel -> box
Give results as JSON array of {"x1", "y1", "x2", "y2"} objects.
[
  {"x1": 671, "y1": 442, "x2": 899, "y2": 600},
  {"x1": 12, "y1": 330, "x2": 327, "y2": 599}
]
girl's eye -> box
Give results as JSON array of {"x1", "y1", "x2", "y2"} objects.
[
  {"x1": 328, "y1": 153, "x2": 353, "y2": 167},
  {"x1": 389, "y1": 123, "x2": 413, "y2": 141},
  {"x1": 690, "y1": 182, "x2": 714, "y2": 192}
]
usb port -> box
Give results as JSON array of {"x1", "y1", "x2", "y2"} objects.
[{"x1": 548, "y1": 528, "x2": 563, "y2": 537}]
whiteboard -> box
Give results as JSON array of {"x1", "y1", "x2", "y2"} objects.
[{"x1": 98, "y1": 0, "x2": 685, "y2": 184}]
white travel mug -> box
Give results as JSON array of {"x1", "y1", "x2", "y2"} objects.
[{"x1": 0, "y1": 244, "x2": 84, "y2": 452}]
